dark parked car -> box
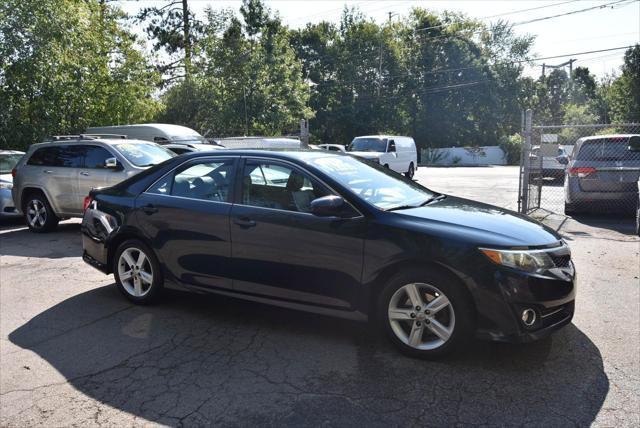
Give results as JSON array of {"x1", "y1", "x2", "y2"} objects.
[
  {"x1": 81, "y1": 150, "x2": 576, "y2": 358},
  {"x1": 564, "y1": 134, "x2": 640, "y2": 214}
]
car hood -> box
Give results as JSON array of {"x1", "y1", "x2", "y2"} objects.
[
  {"x1": 348, "y1": 151, "x2": 384, "y2": 159},
  {"x1": 393, "y1": 196, "x2": 561, "y2": 247}
]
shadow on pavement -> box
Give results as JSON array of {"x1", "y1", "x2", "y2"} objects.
[
  {"x1": 9, "y1": 286, "x2": 608, "y2": 426},
  {"x1": 568, "y1": 213, "x2": 637, "y2": 236},
  {"x1": 0, "y1": 222, "x2": 81, "y2": 258}
]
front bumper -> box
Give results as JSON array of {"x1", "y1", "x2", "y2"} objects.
[{"x1": 473, "y1": 265, "x2": 576, "y2": 343}]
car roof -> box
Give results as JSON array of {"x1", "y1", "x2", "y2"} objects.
[
  {"x1": 177, "y1": 148, "x2": 345, "y2": 162},
  {"x1": 31, "y1": 138, "x2": 156, "y2": 148},
  {"x1": 579, "y1": 134, "x2": 639, "y2": 142},
  {"x1": 89, "y1": 123, "x2": 200, "y2": 135},
  {"x1": 353, "y1": 135, "x2": 410, "y2": 139}
]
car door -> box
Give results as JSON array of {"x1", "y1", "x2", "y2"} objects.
[
  {"x1": 76, "y1": 145, "x2": 129, "y2": 209},
  {"x1": 25, "y1": 145, "x2": 82, "y2": 215},
  {"x1": 230, "y1": 158, "x2": 365, "y2": 310},
  {"x1": 136, "y1": 157, "x2": 237, "y2": 291},
  {"x1": 386, "y1": 139, "x2": 403, "y2": 173}
]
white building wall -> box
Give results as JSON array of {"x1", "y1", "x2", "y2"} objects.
[{"x1": 420, "y1": 146, "x2": 507, "y2": 166}]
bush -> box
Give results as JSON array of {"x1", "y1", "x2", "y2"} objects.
[{"x1": 499, "y1": 134, "x2": 522, "y2": 165}]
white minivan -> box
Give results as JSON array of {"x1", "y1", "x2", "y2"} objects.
[
  {"x1": 86, "y1": 124, "x2": 206, "y2": 146},
  {"x1": 347, "y1": 135, "x2": 418, "y2": 178}
]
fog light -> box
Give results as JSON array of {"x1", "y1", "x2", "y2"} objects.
[{"x1": 521, "y1": 308, "x2": 537, "y2": 327}]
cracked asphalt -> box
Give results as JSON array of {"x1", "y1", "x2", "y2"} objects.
[{"x1": 1, "y1": 166, "x2": 638, "y2": 427}]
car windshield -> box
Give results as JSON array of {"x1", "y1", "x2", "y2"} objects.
[
  {"x1": 347, "y1": 138, "x2": 387, "y2": 153},
  {"x1": 576, "y1": 138, "x2": 633, "y2": 161},
  {"x1": 113, "y1": 143, "x2": 175, "y2": 167},
  {"x1": 308, "y1": 155, "x2": 434, "y2": 210},
  {"x1": 0, "y1": 154, "x2": 23, "y2": 174}
]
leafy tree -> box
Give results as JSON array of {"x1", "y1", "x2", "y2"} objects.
[
  {"x1": 0, "y1": 0, "x2": 160, "y2": 150},
  {"x1": 608, "y1": 44, "x2": 640, "y2": 122}
]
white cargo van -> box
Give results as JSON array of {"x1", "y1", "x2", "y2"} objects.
[
  {"x1": 86, "y1": 124, "x2": 206, "y2": 145},
  {"x1": 213, "y1": 137, "x2": 301, "y2": 150},
  {"x1": 347, "y1": 135, "x2": 418, "y2": 178}
]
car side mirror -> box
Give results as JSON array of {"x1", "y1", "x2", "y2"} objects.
[
  {"x1": 388, "y1": 141, "x2": 396, "y2": 153},
  {"x1": 629, "y1": 136, "x2": 640, "y2": 152},
  {"x1": 556, "y1": 156, "x2": 569, "y2": 165},
  {"x1": 310, "y1": 195, "x2": 345, "y2": 217},
  {"x1": 105, "y1": 157, "x2": 123, "y2": 170}
]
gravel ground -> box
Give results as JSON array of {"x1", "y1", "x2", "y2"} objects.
[{"x1": 1, "y1": 166, "x2": 638, "y2": 427}]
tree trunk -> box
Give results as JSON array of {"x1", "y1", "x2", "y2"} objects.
[{"x1": 182, "y1": 0, "x2": 191, "y2": 80}]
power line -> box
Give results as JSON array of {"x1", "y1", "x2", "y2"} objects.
[{"x1": 511, "y1": 0, "x2": 632, "y2": 26}]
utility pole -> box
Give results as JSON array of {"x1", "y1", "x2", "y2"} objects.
[
  {"x1": 182, "y1": 0, "x2": 192, "y2": 80},
  {"x1": 540, "y1": 59, "x2": 576, "y2": 78},
  {"x1": 378, "y1": 12, "x2": 397, "y2": 97}
]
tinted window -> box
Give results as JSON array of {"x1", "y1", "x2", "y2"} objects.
[
  {"x1": 82, "y1": 146, "x2": 114, "y2": 168},
  {"x1": 149, "y1": 160, "x2": 234, "y2": 202},
  {"x1": 576, "y1": 138, "x2": 633, "y2": 161},
  {"x1": 308, "y1": 155, "x2": 434, "y2": 210},
  {"x1": 242, "y1": 161, "x2": 329, "y2": 212},
  {"x1": 347, "y1": 138, "x2": 387, "y2": 152},
  {"x1": 26, "y1": 146, "x2": 82, "y2": 167},
  {"x1": 0, "y1": 154, "x2": 23, "y2": 173},
  {"x1": 113, "y1": 143, "x2": 174, "y2": 167}
]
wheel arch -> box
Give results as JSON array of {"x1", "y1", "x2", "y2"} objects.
[
  {"x1": 106, "y1": 228, "x2": 156, "y2": 274},
  {"x1": 20, "y1": 186, "x2": 58, "y2": 214}
]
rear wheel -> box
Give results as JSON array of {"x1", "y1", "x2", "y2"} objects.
[
  {"x1": 378, "y1": 269, "x2": 473, "y2": 359},
  {"x1": 564, "y1": 202, "x2": 577, "y2": 216},
  {"x1": 23, "y1": 192, "x2": 59, "y2": 233},
  {"x1": 635, "y1": 202, "x2": 640, "y2": 237},
  {"x1": 405, "y1": 162, "x2": 415, "y2": 179},
  {"x1": 114, "y1": 240, "x2": 163, "y2": 304}
]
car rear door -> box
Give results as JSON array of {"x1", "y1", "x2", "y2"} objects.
[
  {"x1": 573, "y1": 138, "x2": 640, "y2": 193},
  {"x1": 136, "y1": 157, "x2": 237, "y2": 291},
  {"x1": 25, "y1": 145, "x2": 82, "y2": 215},
  {"x1": 229, "y1": 157, "x2": 365, "y2": 310}
]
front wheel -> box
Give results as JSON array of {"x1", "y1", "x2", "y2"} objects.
[
  {"x1": 405, "y1": 163, "x2": 415, "y2": 179},
  {"x1": 114, "y1": 240, "x2": 163, "y2": 304},
  {"x1": 378, "y1": 269, "x2": 473, "y2": 358},
  {"x1": 635, "y1": 203, "x2": 640, "y2": 237}
]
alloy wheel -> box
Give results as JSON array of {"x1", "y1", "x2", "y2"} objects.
[
  {"x1": 118, "y1": 247, "x2": 154, "y2": 297},
  {"x1": 26, "y1": 199, "x2": 47, "y2": 229},
  {"x1": 387, "y1": 282, "x2": 455, "y2": 350}
]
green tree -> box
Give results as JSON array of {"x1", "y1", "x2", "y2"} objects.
[
  {"x1": 0, "y1": 0, "x2": 160, "y2": 150},
  {"x1": 608, "y1": 44, "x2": 640, "y2": 122}
]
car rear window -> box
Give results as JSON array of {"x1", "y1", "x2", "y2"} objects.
[{"x1": 576, "y1": 138, "x2": 633, "y2": 161}]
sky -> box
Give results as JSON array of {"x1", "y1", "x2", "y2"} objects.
[{"x1": 118, "y1": 0, "x2": 640, "y2": 79}]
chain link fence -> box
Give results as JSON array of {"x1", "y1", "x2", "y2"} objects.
[{"x1": 519, "y1": 112, "x2": 640, "y2": 217}]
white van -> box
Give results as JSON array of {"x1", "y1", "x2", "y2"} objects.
[
  {"x1": 347, "y1": 135, "x2": 418, "y2": 178},
  {"x1": 86, "y1": 124, "x2": 206, "y2": 145},
  {"x1": 214, "y1": 137, "x2": 301, "y2": 150}
]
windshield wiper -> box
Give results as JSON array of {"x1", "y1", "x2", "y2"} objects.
[
  {"x1": 385, "y1": 204, "x2": 419, "y2": 212},
  {"x1": 419, "y1": 194, "x2": 446, "y2": 206}
]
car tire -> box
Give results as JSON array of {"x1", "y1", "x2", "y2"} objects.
[
  {"x1": 23, "y1": 192, "x2": 59, "y2": 233},
  {"x1": 405, "y1": 163, "x2": 415, "y2": 179},
  {"x1": 384, "y1": 164, "x2": 390, "y2": 169},
  {"x1": 113, "y1": 239, "x2": 163, "y2": 304},
  {"x1": 564, "y1": 202, "x2": 577, "y2": 216},
  {"x1": 377, "y1": 268, "x2": 474, "y2": 359},
  {"x1": 635, "y1": 204, "x2": 640, "y2": 237}
]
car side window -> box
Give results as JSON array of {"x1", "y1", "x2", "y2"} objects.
[
  {"x1": 27, "y1": 146, "x2": 82, "y2": 167},
  {"x1": 82, "y1": 145, "x2": 115, "y2": 169},
  {"x1": 241, "y1": 161, "x2": 330, "y2": 213},
  {"x1": 148, "y1": 159, "x2": 234, "y2": 202}
]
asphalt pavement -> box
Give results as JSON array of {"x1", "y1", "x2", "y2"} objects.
[{"x1": 1, "y1": 166, "x2": 638, "y2": 427}]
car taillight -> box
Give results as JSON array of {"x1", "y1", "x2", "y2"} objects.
[
  {"x1": 83, "y1": 195, "x2": 93, "y2": 212},
  {"x1": 568, "y1": 167, "x2": 596, "y2": 178},
  {"x1": 11, "y1": 168, "x2": 17, "y2": 178}
]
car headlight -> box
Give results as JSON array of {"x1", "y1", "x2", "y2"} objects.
[
  {"x1": 479, "y1": 247, "x2": 555, "y2": 274},
  {"x1": 0, "y1": 182, "x2": 12, "y2": 190}
]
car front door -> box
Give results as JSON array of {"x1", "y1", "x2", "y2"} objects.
[
  {"x1": 229, "y1": 158, "x2": 365, "y2": 310},
  {"x1": 136, "y1": 157, "x2": 237, "y2": 291},
  {"x1": 76, "y1": 145, "x2": 129, "y2": 211}
]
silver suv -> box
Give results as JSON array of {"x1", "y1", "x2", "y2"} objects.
[{"x1": 12, "y1": 135, "x2": 175, "y2": 232}]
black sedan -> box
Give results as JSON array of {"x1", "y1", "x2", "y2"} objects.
[{"x1": 81, "y1": 150, "x2": 575, "y2": 358}]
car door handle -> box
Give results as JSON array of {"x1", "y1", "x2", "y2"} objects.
[
  {"x1": 43, "y1": 170, "x2": 53, "y2": 174},
  {"x1": 141, "y1": 204, "x2": 158, "y2": 214},
  {"x1": 80, "y1": 171, "x2": 90, "y2": 176},
  {"x1": 233, "y1": 217, "x2": 256, "y2": 228}
]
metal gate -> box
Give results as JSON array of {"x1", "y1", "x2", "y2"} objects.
[{"x1": 518, "y1": 110, "x2": 640, "y2": 215}]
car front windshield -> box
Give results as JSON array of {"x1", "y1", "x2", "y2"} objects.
[
  {"x1": 0, "y1": 154, "x2": 23, "y2": 174},
  {"x1": 114, "y1": 143, "x2": 175, "y2": 167},
  {"x1": 347, "y1": 138, "x2": 387, "y2": 153},
  {"x1": 308, "y1": 155, "x2": 434, "y2": 210}
]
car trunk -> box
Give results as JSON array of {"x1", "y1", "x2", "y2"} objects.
[{"x1": 573, "y1": 138, "x2": 640, "y2": 193}]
